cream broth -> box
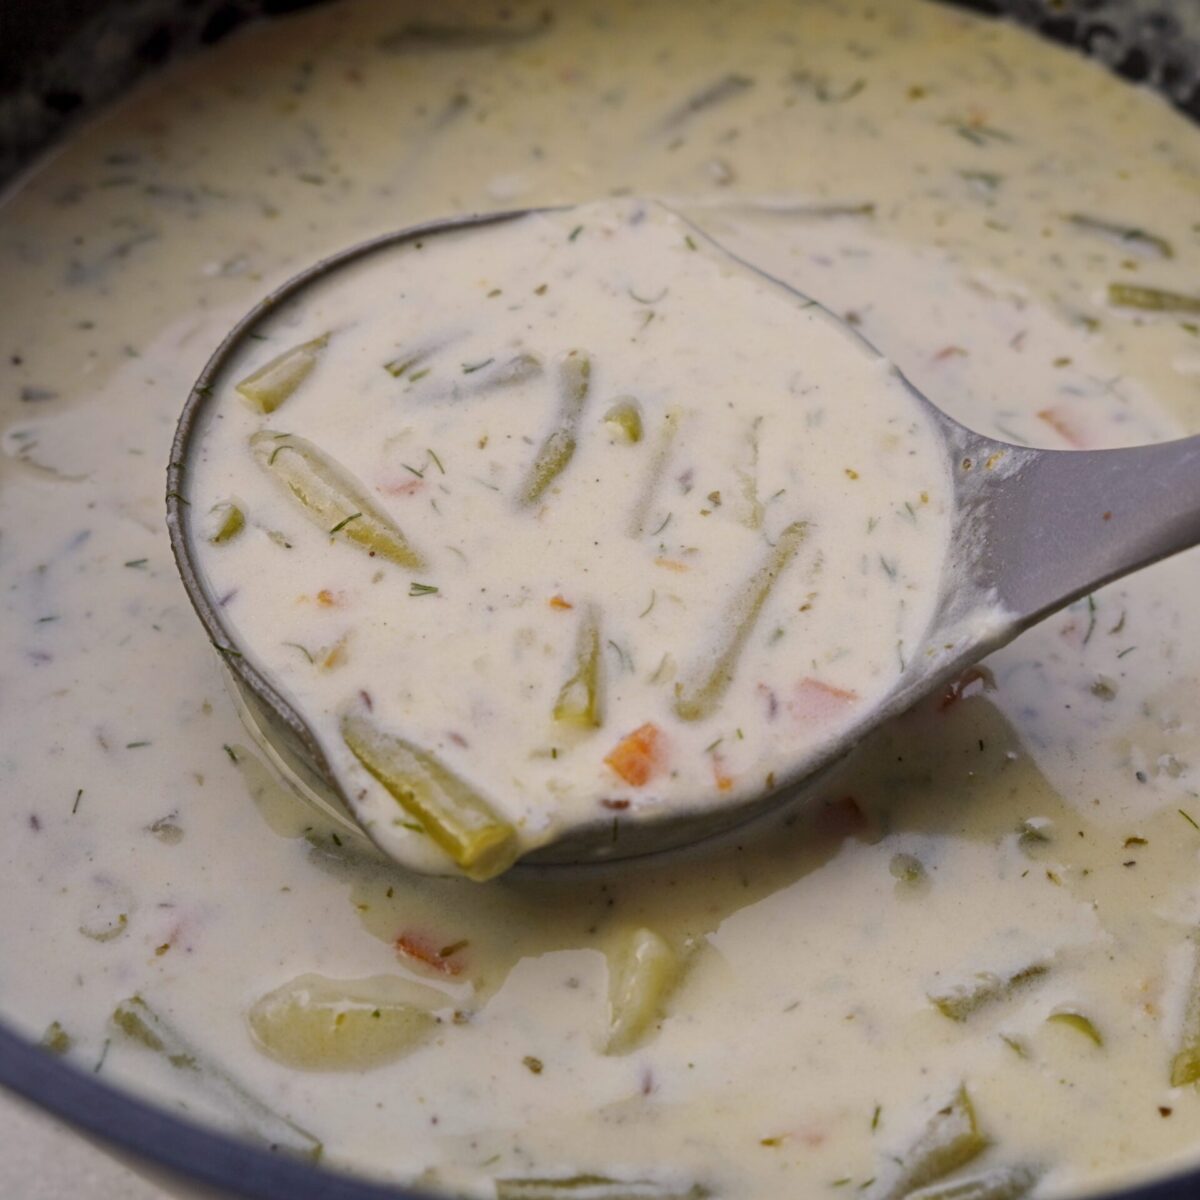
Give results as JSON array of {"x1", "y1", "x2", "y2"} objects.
[
  {"x1": 187, "y1": 198, "x2": 952, "y2": 878},
  {"x1": 1, "y1": 1, "x2": 1200, "y2": 1198}
]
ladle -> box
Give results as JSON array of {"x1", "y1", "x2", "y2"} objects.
[{"x1": 166, "y1": 205, "x2": 1200, "y2": 873}]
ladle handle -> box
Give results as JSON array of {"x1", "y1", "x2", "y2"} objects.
[{"x1": 978, "y1": 433, "x2": 1200, "y2": 626}]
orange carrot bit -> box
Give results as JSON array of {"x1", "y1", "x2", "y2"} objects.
[
  {"x1": 791, "y1": 677, "x2": 859, "y2": 722},
  {"x1": 316, "y1": 588, "x2": 343, "y2": 608},
  {"x1": 711, "y1": 752, "x2": 734, "y2": 793},
  {"x1": 548, "y1": 594, "x2": 574, "y2": 610},
  {"x1": 939, "y1": 664, "x2": 997, "y2": 711},
  {"x1": 654, "y1": 557, "x2": 690, "y2": 573},
  {"x1": 379, "y1": 478, "x2": 425, "y2": 497},
  {"x1": 933, "y1": 345, "x2": 968, "y2": 362},
  {"x1": 604, "y1": 722, "x2": 665, "y2": 787},
  {"x1": 395, "y1": 931, "x2": 467, "y2": 977},
  {"x1": 1037, "y1": 407, "x2": 1089, "y2": 449}
]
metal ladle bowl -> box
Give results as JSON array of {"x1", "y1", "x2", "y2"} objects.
[{"x1": 166, "y1": 205, "x2": 1200, "y2": 873}]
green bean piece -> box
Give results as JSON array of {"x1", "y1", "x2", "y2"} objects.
[
  {"x1": 605, "y1": 927, "x2": 682, "y2": 1055},
  {"x1": 340, "y1": 710, "x2": 518, "y2": 881},
  {"x1": 235, "y1": 334, "x2": 329, "y2": 413},
  {"x1": 674, "y1": 521, "x2": 807, "y2": 721},
  {"x1": 41, "y1": 1021, "x2": 71, "y2": 1055},
  {"x1": 250, "y1": 431, "x2": 426, "y2": 569},
  {"x1": 517, "y1": 351, "x2": 591, "y2": 506},
  {"x1": 626, "y1": 409, "x2": 681, "y2": 537},
  {"x1": 657, "y1": 72, "x2": 755, "y2": 131},
  {"x1": 1171, "y1": 938, "x2": 1200, "y2": 1086},
  {"x1": 472, "y1": 352, "x2": 543, "y2": 391},
  {"x1": 248, "y1": 973, "x2": 437, "y2": 1071},
  {"x1": 1107, "y1": 283, "x2": 1200, "y2": 313},
  {"x1": 872, "y1": 1086, "x2": 988, "y2": 1200},
  {"x1": 1065, "y1": 214, "x2": 1172, "y2": 259},
  {"x1": 603, "y1": 397, "x2": 643, "y2": 444},
  {"x1": 554, "y1": 604, "x2": 603, "y2": 728},
  {"x1": 207, "y1": 500, "x2": 245, "y2": 545},
  {"x1": 111, "y1": 996, "x2": 322, "y2": 1160},
  {"x1": 1046, "y1": 1010, "x2": 1103, "y2": 1046},
  {"x1": 905, "y1": 1165, "x2": 1040, "y2": 1200},
  {"x1": 497, "y1": 1174, "x2": 708, "y2": 1199},
  {"x1": 379, "y1": 15, "x2": 552, "y2": 52},
  {"x1": 929, "y1": 962, "x2": 1048, "y2": 1021}
]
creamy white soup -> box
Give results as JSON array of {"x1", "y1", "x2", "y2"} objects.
[
  {"x1": 186, "y1": 197, "x2": 953, "y2": 878},
  {"x1": 2, "y1": 2, "x2": 1200, "y2": 1198}
]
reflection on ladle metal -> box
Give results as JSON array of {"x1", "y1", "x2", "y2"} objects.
[{"x1": 167, "y1": 203, "x2": 1200, "y2": 875}]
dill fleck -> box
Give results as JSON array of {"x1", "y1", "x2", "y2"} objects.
[
  {"x1": 427, "y1": 448, "x2": 446, "y2": 474},
  {"x1": 1180, "y1": 809, "x2": 1200, "y2": 831},
  {"x1": 71, "y1": 788, "x2": 83, "y2": 814},
  {"x1": 124, "y1": 558, "x2": 148, "y2": 569},
  {"x1": 568, "y1": 225, "x2": 584, "y2": 242},
  {"x1": 409, "y1": 582, "x2": 439, "y2": 597},
  {"x1": 329, "y1": 512, "x2": 362, "y2": 534},
  {"x1": 462, "y1": 358, "x2": 495, "y2": 374},
  {"x1": 1082, "y1": 594, "x2": 1097, "y2": 644}
]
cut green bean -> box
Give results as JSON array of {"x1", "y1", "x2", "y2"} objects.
[
  {"x1": 603, "y1": 397, "x2": 643, "y2": 444},
  {"x1": 235, "y1": 334, "x2": 328, "y2": 413},
  {"x1": 1046, "y1": 1010, "x2": 1103, "y2": 1046},
  {"x1": 497, "y1": 1178, "x2": 707, "y2": 1200},
  {"x1": 674, "y1": 522, "x2": 807, "y2": 721},
  {"x1": 111, "y1": 996, "x2": 322, "y2": 1160},
  {"x1": 605, "y1": 927, "x2": 682, "y2": 1054},
  {"x1": 41, "y1": 1021, "x2": 71, "y2": 1055},
  {"x1": 250, "y1": 431, "x2": 426, "y2": 569},
  {"x1": 872, "y1": 1086, "x2": 988, "y2": 1200},
  {"x1": 1171, "y1": 938, "x2": 1200, "y2": 1086},
  {"x1": 657, "y1": 72, "x2": 755, "y2": 131},
  {"x1": 928, "y1": 962, "x2": 1048, "y2": 1021},
  {"x1": 626, "y1": 409, "x2": 681, "y2": 537},
  {"x1": 470, "y1": 351, "x2": 543, "y2": 391},
  {"x1": 1107, "y1": 283, "x2": 1200, "y2": 313},
  {"x1": 379, "y1": 16, "x2": 552, "y2": 52},
  {"x1": 341, "y1": 710, "x2": 518, "y2": 881},
  {"x1": 906, "y1": 1165, "x2": 1040, "y2": 1200},
  {"x1": 248, "y1": 973, "x2": 437, "y2": 1071},
  {"x1": 206, "y1": 500, "x2": 245, "y2": 545},
  {"x1": 517, "y1": 351, "x2": 590, "y2": 506},
  {"x1": 554, "y1": 604, "x2": 603, "y2": 728},
  {"x1": 736, "y1": 418, "x2": 763, "y2": 530},
  {"x1": 1065, "y1": 214, "x2": 1172, "y2": 259}
]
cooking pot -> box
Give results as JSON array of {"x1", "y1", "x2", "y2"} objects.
[{"x1": 1, "y1": 2, "x2": 1198, "y2": 1198}]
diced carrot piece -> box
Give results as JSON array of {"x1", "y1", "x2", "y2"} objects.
[
  {"x1": 1037, "y1": 407, "x2": 1089, "y2": 448},
  {"x1": 604, "y1": 722, "x2": 665, "y2": 787},
  {"x1": 379, "y1": 478, "x2": 425, "y2": 496},
  {"x1": 711, "y1": 752, "x2": 734, "y2": 793},
  {"x1": 791, "y1": 677, "x2": 858, "y2": 721},
  {"x1": 395, "y1": 931, "x2": 466, "y2": 977},
  {"x1": 654, "y1": 557, "x2": 690, "y2": 573},
  {"x1": 549, "y1": 594, "x2": 573, "y2": 610}
]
